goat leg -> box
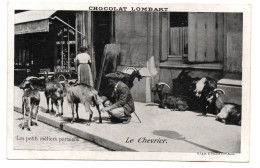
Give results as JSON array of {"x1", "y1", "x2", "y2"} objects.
[
  {"x1": 46, "y1": 97, "x2": 50, "y2": 113},
  {"x1": 159, "y1": 104, "x2": 167, "y2": 109},
  {"x1": 27, "y1": 108, "x2": 31, "y2": 131},
  {"x1": 75, "y1": 103, "x2": 79, "y2": 121},
  {"x1": 88, "y1": 112, "x2": 93, "y2": 126},
  {"x1": 60, "y1": 98, "x2": 64, "y2": 115},
  {"x1": 35, "y1": 105, "x2": 39, "y2": 126},
  {"x1": 177, "y1": 103, "x2": 189, "y2": 111},
  {"x1": 85, "y1": 104, "x2": 92, "y2": 126},
  {"x1": 171, "y1": 108, "x2": 178, "y2": 111},
  {"x1": 54, "y1": 100, "x2": 60, "y2": 117},
  {"x1": 96, "y1": 105, "x2": 102, "y2": 123},
  {"x1": 71, "y1": 103, "x2": 75, "y2": 124},
  {"x1": 21, "y1": 103, "x2": 25, "y2": 130},
  {"x1": 51, "y1": 99, "x2": 54, "y2": 112},
  {"x1": 30, "y1": 104, "x2": 33, "y2": 126},
  {"x1": 22, "y1": 101, "x2": 25, "y2": 119}
]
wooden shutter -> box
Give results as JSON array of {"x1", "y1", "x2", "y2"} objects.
[
  {"x1": 160, "y1": 12, "x2": 169, "y2": 61},
  {"x1": 188, "y1": 12, "x2": 224, "y2": 63}
]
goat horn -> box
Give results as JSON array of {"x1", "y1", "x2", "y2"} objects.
[
  {"x1": 181, "y1": 70, "x2": 190, "y2": 74},
  {"x1": 126, "y1": 67, "x2": 138, "y2": 71},
  {"x1": 58, "y1": 74, "x2": 67, "y2": 81},
  {"x1": 26, "y1": 76, "x2": 40, "y2": 81},
  {"x1": 214, "y1": 88, "x2": 225, "y2": 94},
  {"x1": 158, "y1": 82, "x2": 171, "y2": 89}
]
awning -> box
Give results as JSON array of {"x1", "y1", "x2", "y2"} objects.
[{"x1": 15, "y1": 10, "x2": 56, "y2": 35}]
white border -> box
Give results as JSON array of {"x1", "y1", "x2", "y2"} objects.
[{"x1": 6, "y1": 1, "x2": 251, "y2": 162}]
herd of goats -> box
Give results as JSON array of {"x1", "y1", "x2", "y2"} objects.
[
  {"x1": 151, "y1": 70, "x2": 241, "y2": 126},
  {"x1": 19, "y1": 67, "x2": 241, "y2": 131}
]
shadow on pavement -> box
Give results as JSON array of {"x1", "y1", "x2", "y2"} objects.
[
  {"x1": 153, "y1": 130, "x2": 185, "y2": 140},
  {"x1": 62, "y1": 117, "x2": 89, "y2": 124},
  {"x1": 153, "y1": 130, "x2": 221, "y2": 153},
  {"x1": 145, "y1": 103, "x2": 159, "y2": 107},
  {"x1": 196, "y1": 113, "x2": 216, "y2": 118}
]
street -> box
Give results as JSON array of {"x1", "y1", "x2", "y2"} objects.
[
  {"x1": 13, "y1": 111, "x2": 110, "y2": 151},
  {"x1": 13, "y1": 86, "x2": 241, "y2": 152}
]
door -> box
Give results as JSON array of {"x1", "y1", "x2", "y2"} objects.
[{"x1": 93, "y1": 11, "x2": 114, "y2": 77}]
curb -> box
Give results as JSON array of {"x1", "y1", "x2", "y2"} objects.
[{"x1": 14, "y1": 106, "x2": 136, "y2": 151}]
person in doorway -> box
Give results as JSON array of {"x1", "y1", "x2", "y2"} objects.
[
  {"x1": 74, "y1": 46, "x2": 93, "y2": 86},
  {"x1": 101, "y1": 74, "x2": 135, "y2": 124}
]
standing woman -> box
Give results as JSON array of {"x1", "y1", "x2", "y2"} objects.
[{"x1": 74, "y1": 46, "x2": 94, "y2": 86}]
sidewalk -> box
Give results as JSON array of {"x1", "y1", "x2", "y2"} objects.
[{"x1": 14, "y1": 86, "x2": 241, "y2": 153}]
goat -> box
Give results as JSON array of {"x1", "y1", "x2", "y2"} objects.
[
  {"x1": 206, "y1": 89, "x2": 241, "y2": 125},
  {"x1": 172, "y1": 70, "x2": 192, "y2": 95},
  {"x1": 216, "y1": 104, "x2": 241, "y2": 126},
  {"x1": 61, "y1": 78, "x2": 104, "y2": 125},
  {"x1": 152, "y1": 82, "x2": 190, "y2": 111},
  {"x1": 19, "y1": 76, "x2": 41, "y2": 90},
  {"x1": 107, "y1": 67, "x2": 142, "y2": 89},
  {"x1": 205, "y1": 88, "x2": 226, "y2": 114},
  {"x1": 194, "y1": 77, "x2": 217, "y2": 98},
  {"x1": 21, "y1": 83, "x2": 40, "y2": 131},
  {"x1": 172, "y1": 70, "x2": 200, "y2": 98},
  {"x1": 172, "y1": 70, "x2": 219, "y2": 114},
  {"x1": 193, "y1": 77, "x2": 218, "y2": 115},
  {"x1": 44, "y1": 72, "x2": 65, "y2": 116},
  {"x1": 99, "y1": 67, "x2": 142, "y2": 101}
]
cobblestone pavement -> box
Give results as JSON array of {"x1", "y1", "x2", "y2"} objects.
[{"x1": 13, "y1": 111, "x2": 110, "y2": 151}]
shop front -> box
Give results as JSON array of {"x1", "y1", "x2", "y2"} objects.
[{"x1": 14, "y1": 10, "x2": 79, "y2": 84}]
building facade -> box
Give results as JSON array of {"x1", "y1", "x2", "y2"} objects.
[{"x1": 14, "y1": 11, "x2": 242, "y2": 104}]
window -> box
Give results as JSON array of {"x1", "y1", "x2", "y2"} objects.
[
  {"x1": 168, "y1": 12, "x2": 224, "y2": 63},
  {"x1": 14, "y1": 36, "x2": 33, "y2": 69},
  {"x1": 56, "y1": 26, "x2": 76, "y2": 68},
  {"x1": 169, "y1": 12, "x2": 188, "y2": 59},
  {"x1": 54, "y1": 13, "x2": 76, "y2": 72}
]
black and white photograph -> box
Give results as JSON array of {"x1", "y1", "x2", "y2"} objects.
[{"x1": 7, "y1": 2, "x2": 251, "y2": 161}]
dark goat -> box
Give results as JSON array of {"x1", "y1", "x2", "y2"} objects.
[
  {"x1": 194, "y1": 77, "x2": 218, "y2": 115},
  {"x1": 195, "y1": 77, "x2": 217, "y2": 98},
  {"x1": 206, "y1": 89, "x2": 241, "y2": 125},
  {"x1": 172, "y1": 70, "x2": 200, "y2": 98},
  {"x1": 62, "y1": 79, "x2": 104, "y2": 125},
  {"x1": 205, "y1": 88, "x2": 226, "y2": 114},
  {"x1": 44, "y1": 72, "x2": 65, "y2": 116},
  {"x1": 172, "y1": 70, "x2": 218, "y2": 114},
  {"x1": 107, "y1": 67, "x2": 142, "y2": 89},
  {"x1": 216, "y1": 104, "x2": 241, "y2": 126},
  {"x1": 21, "y1": 83, "x2": 40, "y2": 131},
  {"x1": 152, "y1": 83, "x2": 190, "y2": 111}
]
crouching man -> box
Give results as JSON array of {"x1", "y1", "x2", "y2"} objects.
[{"x1": 101, "y1": 74, "x2": 135, "y2": 124}]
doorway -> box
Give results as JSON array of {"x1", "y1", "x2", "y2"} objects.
[{"x1": 92, "y1": 11, "x2": 114, "y2": 77}]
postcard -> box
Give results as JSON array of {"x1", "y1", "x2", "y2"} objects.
[{"x1": 7, "y1": 2, "x2": 251, "y2": 161}]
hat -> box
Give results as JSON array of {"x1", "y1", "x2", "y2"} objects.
[{"x1": 105, "y1": 73, "x2": 121, "y2": 79}]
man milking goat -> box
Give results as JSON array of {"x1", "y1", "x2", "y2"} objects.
[{"x1": 101, "y1": 73, "x2": 135, "y2": 124}]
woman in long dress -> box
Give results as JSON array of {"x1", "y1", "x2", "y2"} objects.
[{"x1": 74, "y1": 46, "x2": 93, "y2": 86}]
